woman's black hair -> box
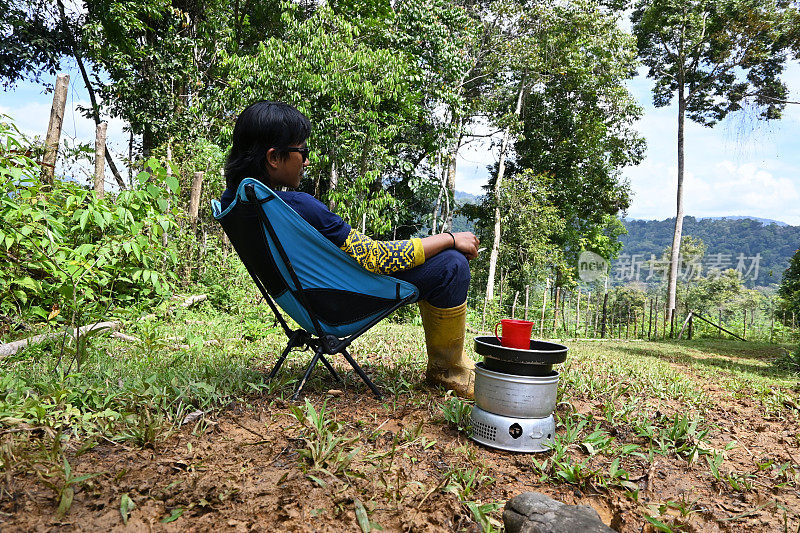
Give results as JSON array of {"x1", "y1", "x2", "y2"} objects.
[{"x1": 225, "y1": 101, "x2": 311, "y2": 190}]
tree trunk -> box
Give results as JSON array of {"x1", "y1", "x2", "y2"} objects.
[
  {"x1": 666, "y1": 72, "x2": 686, "y2": 326},
  {"x1": 42, "y1": 74, "x2": 69, "y2": 185},
  {"x1": 94, "y1": 122, "x2": 107, "y2": 198},
  {"x1": 486, "y1": 80, "x2": 525, "y2": 301},
  {"x1": 444, "y1": 137, "x2": 459, "y2": 232},
  {"x1": 329, "y1": 158, "x2": 338, "y2": 211}
]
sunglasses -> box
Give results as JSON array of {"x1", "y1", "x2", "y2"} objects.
[{"x1": 284, "y1": 147, "x2": 310, "y2": 162}]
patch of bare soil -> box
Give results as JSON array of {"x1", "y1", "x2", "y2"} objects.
[{"x1": 2, "y1": 365, "x2": 800, "y2": 531}]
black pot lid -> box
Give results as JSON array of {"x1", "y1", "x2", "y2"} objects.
[{"x1": 474, "y1": 336, "x2": 567, "y2": 365}]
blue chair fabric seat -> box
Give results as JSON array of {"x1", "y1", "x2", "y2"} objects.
[{"x1": 211, "y1": 178, "x2": 419, "y2": 399}]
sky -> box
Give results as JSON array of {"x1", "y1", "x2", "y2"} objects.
[
  {"x1": 455, "y1": 62, "x2": 800, "y2": 226},
  {"x1": 2, "y1": 58, "x2": 800, "y2": 226}
]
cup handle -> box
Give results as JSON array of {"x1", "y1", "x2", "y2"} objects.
[{"x1": 494, "y1": 322, "x2": 502, "y2": 343}]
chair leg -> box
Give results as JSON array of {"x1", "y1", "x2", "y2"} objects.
[
  {"x1": 341, "y1": 348, "x2": 382, "y2": 399},
  {"x1": 293, "y1": 347, "x2": 324, "y2": 401},
  {"x1": 318, "y1": 355, "x2": 343, "y2": 383},
  {"x1": 268, "y1": 330, "x2": 304, "y2": 381}
]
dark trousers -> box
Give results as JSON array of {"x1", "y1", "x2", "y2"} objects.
[{"x1": 393, "y1": 249, "x2": 470, "y2": 309}]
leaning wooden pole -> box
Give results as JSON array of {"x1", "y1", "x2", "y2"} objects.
[
  {"x1": 692, "y1": 312, "x2": 747, "y2": 342},
  {"x1": 94, "y1": 122, "x2": 107, "y2": 198},
  {"x1": 42, "y1": 74, "x2": 70, "y2": 185}
]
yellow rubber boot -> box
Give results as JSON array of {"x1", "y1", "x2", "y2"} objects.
[{"x1": 418, "y1": 300, "x2": 475, "y2": 399}]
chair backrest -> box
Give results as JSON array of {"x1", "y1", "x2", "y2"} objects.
[{"x1": 212, "y1": 178, "x2": 418, "y2": 338}]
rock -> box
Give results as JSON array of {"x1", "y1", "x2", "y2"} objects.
[{"x1": 503, "y1": 492, "x2": 615, "y2": 533}]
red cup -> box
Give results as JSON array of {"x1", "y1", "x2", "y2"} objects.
[{"x1": 494, "y1": 319, "x2": 534, "y2": 349}]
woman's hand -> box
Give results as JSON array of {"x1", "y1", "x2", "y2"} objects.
[
  {"x1": 421, "y1": 231, "x2": 481, "y2": 261},
  {"x1": 453, "y1": 231, "x2": 480, "y2": 260}
]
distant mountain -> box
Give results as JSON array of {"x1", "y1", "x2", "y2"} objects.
[
  {"x1": 619, "y1": 216, "x2": 800, "y2": 287},
  {"x1": 698, "y1": 216, "x2": 788, "y2": 227},
  {"x1": 454, "y1": 190, "x2": 481, "y2": 204}
]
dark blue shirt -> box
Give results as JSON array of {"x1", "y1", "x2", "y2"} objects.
[{"x1": 220, "y1": 188, "x2": 352, "y2": 247}]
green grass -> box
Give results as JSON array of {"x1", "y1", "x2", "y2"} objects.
[{"x1": 2, "y1": 300, "x2": 800, "y2": 531}]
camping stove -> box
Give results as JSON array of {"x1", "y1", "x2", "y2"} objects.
[{"x1": 469, "y1": 337, "x2": 567, "y2": 453}]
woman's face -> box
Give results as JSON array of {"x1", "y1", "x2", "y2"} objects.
[{"x1": 266, "y1": 143, "x2": 310, "y2": 189}]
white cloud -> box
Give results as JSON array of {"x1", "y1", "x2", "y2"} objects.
[{"x1": 624, "y1": 61, "x2": 800, "y2": 227}]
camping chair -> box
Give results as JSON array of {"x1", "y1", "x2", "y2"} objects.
[{"x1": 211, "y1": 178, "x2": 419, "y2": 400}]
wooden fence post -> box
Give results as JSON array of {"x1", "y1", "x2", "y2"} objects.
[
  {"x1": 512, "y1": 291, "x2": 519, "y2": 319},
  {"x1": 524, "y1": 286, "x2": 530, "y2": 321},
  {"x1": 552, "y1": 286, "x2": 561, "y2": 337},
  {"x1": 93, "y1": 122, "x2": 107, "y2": 198},
  {"x1": 601, "y1": 292, "x2": 608, "y2": 339},
  {"x1": 189, "y1": 171, "x2": 204, "y2": 231},
  {"x1": 585, "y1": 292, "x2": 592, "y2": 338},
  {"x1": 742, "y1": 309, "x2": 747, "y2": 340},
  {"x1": 42, "y1": 74, "x2": 70, "y2": 185},
  {"x1": 653, "y1": 296, "x2": 659, "y2": 339},
  {"x1": 540, "y1": 279, "x2": 549, "y2": 338},
  {"x1": 575, "y1": 288, "x2": 581, "y2": 338}
]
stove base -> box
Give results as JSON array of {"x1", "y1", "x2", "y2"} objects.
[{"x1": 469, "y1": 406, "x2": 555, "y2": 453}]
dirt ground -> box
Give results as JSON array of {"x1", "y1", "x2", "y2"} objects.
[{"x1": 2, "y1": 346, "x2": 800, "y2": 532}]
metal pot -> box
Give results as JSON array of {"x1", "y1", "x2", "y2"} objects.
[
  {"x1": 474, "y1": 336, "x2": 567, "y2": 376},
  {"x1": 473, "y1": 363, "x2": 559, "y2": 418}
]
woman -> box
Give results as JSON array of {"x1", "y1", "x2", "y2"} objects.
[{"x1": 221, "y1": 101, "x2": 480, "y2": 397}]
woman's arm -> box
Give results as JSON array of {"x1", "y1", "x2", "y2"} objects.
[{"x1": 340, "y1": 229, "x2": 480, "y2": 275}]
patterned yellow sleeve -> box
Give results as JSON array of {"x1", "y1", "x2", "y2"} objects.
[{"x1": 340, "y1": 230, "x2": 425, "y2": 274}]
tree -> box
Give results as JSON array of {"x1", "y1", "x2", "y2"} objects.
[
  {"x1": 779, "y1": 248, "x2": 800, "y2": 318},
  {"x1": 516, "y1": 0, "x2": 644, "y2": 271},
  {"x1": 465, "y1": 170, "x2": 565, "y2": 300},
  {"x1": 478, "y1": 0, "x2": 644, "y2": 298},
  {"x1": 632, "y1": 0, "x2": 797, "y2": 325},
  {"x1": 0, "y1": 0, "x2": 70, "y2": 86},
  {"x1": 217, "y1": 3, "x2": 423, "y2": 234}
]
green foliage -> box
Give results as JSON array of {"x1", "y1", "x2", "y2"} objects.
[
  {"x1": 779, "y1": 247, "x2": 800, "y2": 317},
  {"x1": 289, "y1": 399, "x2": 361, "y2": 480},
  {"x1": 513, "y1": 1, "x2": 644, "y2": 267},
  {"x1": 38, "y1": 455, "x2": 102, "y2": 519},
  {"x1": 217, "y1": 2, "x2": 438, "y2": 235},
  {"x1": 440, "y1": 394, "x2": 472, "y2": 433},
  {"x1": 0, "y1": 0, "x2": 70, "y2": 86},
  {"x1": 0, "y1": 120, "x2": 179, "y2": 328}
]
